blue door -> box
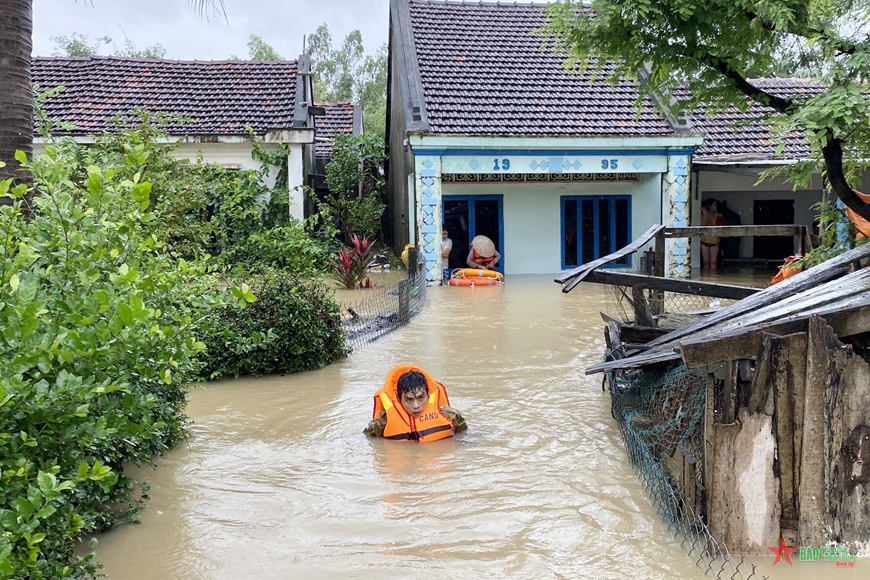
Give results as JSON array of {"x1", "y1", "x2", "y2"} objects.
[
  {"x1": 561, "y1": 196, "x2": 631, "y2": 269},
  {"x1": 442, "y1": 195, "x2": 504, "y2": 272}
]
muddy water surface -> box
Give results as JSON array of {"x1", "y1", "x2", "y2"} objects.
[{"x1": 92, "y1": 276, "x2": 860, "y2": 579}]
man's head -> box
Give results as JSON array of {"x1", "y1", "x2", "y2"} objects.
[
  {"x1": 442, "y1": 227, "x2": 449, "y2": 240},
  {"x1": 397, "y1": 370, "x2": 429, "y2": 418}
]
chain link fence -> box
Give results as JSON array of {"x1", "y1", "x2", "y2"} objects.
[
  {"x1": 340, "y1": 256, "x2": 428, "y2": 352},
  {"x1": 607, "y1": 365, "x2": 759, "y2": 580}
]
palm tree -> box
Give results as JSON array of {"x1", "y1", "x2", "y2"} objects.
[{"x1": 0, "y1": 1, "x2": 224, "y2": 188}]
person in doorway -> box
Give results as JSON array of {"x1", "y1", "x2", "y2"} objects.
[
  {"x1": 365, "y1": 365, "x2": 467, "y2": 441},
  {"x1": 467, "y1": 234, "x2": 501, "y2": 270},
  {"x1": 441, "y1": 226, "x2": 453, "y2": 281},
  {"x1": 700, "y1": 198, "x2": 722, "y2": 270}
]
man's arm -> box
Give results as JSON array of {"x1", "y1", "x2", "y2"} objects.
[
  {"x1": 364, "y1": 410, "x2": 387, "y2": 437},
  {"x1": 440, "y1": 406, "x2": 468, "y2": 433},
  {"x1": 490, "y1": 249, "x2": 501, "y2": 267},
  {"x1": 466, "y1": 249, "x2": 477, "y2": 268}
]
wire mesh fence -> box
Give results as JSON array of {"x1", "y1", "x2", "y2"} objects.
[
  {"x1": 607, "y1": 365, "x2": 759, "y2": 580},
  {"x1": 601, "y1": 249, "x2": 739, "y2": 322},
  {"x1": 341, "y1": 256, "x2": 428, "y2": 352}
]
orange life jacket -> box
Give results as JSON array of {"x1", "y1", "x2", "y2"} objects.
[
  {"x1": 471, "y1": 250, "x2": 495, "y2": 268},
  {"x1": 373, "y1": 365, "x2": 454, "y2": 442}
]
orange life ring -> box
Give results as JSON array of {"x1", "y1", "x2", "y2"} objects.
[
  {"x1": 451, "y1": 268, "x2": 504, "y2": 281},
  {"x1": 447, "y1": 277, "x2": 501, "y2": 286}
]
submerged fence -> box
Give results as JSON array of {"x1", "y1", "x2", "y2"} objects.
[
  {"x1": 341, "y1": 255, "x2": 428, "y2": 351},
  {"x1": 607, "y1": 365, "x2": 759, "y2": 580}
]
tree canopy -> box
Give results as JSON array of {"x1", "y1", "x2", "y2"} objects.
[
  {"x1": 306, "y1": 24, "x2": 387, "y2": 140},
  {"x1": 544, "y1": 0, "x2": 870, "y2": 220},
  {"x1": 230, "y1": 35, "x2": 283, "y2": 61},
  {"x1": 51, "y1": 32, "x2": 167, "y2": 59}
]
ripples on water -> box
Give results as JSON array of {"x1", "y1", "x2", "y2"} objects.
[{"x1": 90, "y1": 276, "x2": 858, "y2": 580}]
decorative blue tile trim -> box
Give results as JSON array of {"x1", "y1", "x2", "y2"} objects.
[
  {"x1": 421, "y1": 225, "x2": 437, "y2": 233},
  {"x1": 420, "y1": 169, "x2": 437, "y2": 177},
  {"x1": 548, "y1": 157, "x2": 563, "y2": 173}
]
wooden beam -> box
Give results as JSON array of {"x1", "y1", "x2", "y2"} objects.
[
  {"x1": 583, "y1": 270, "x2": 760, "y2": 300},
  {"x1": 676, "y1": 300, "x2": 870, "y2": 369},
  {"x1": 666, "y1": 225, "x2": 803, "y2": 238},
  {"x1": 618, "y1": 325, "x2": 671, "y2": 344},
  {"x1": 679, "y1": 319, "x2": 810, "y2": 369},
  {"x1": 555, "y1": 224, "x2": 665, "y2": 289},
  {"x1": 585, "y1": 349, "x2": 682, "y2": 374}
]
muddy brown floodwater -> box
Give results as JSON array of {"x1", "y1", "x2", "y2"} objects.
[{"x1": 90, "y1": 275, "x2": 862, "y2": 580}]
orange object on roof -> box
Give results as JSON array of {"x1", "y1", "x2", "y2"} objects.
[{"x1": 847, "y1": 191, "x2": 870, "y2": 239}]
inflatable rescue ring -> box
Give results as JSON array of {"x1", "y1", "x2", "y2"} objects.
[{"x1": 447, "y1": 268, "x2": 504, "y2": 286}]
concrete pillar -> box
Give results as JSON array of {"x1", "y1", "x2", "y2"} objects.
[
  {"x1": 664, "y1": 154, "x2": 691, "y2": 278},
  {"x1": 414, "y1": 155, "x2": 442, "y2": 284},
  {"x1": 287, "y1": 146, "x2": 304, "y2": 221}
]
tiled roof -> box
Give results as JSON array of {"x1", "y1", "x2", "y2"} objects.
[
  {"x1": 32, "y1": 56, "x2": 298, "y2": 136},
  {"x1": 690, "y1": 79, "x2": 825, "y2": 162},
  {"x1": 406, "y1": 0, "x2": 675, "y2": 137},
  {"x1": 315, "y1": 103, "x2": 357, "y2": 157}
]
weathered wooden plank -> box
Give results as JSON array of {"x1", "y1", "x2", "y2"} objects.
[
  {"x1": 618, "y1": 325, "x2": 671, "y2": 344},
  {"x1": 666, "y1": 225, "x2": 803, "y2": 238},
  {"x1": 675, "y1": 299, "x2": 870, "y2": 369},
  {"x1": 599, "y1": 310, "x2": 625, "y2": 326},
  {"x1": 585, "y1": 349, "x2": 682, "y2": 374},
  {"x1": 799, "y1": 316, "x2": 836, "y2": 547},
  {"x1": 704, "y1": 372, "x2": 715, "y2": 516},
  {"x1": 772, "y1": 332, "x2": 807, "y2": 538},
  {"x1": 641, "y1": 242, "x2": 870, "y2": 347},
  {"x1": 586, "y1": 247, "x2": 870, "y2": 375},
  {"x1": 714, "y1": 268, "x2": 870, "y2": 332},
  {"x1": 814, "y1": 316, "x2": 870, "y2": 552},
  {"x1": 748, "y1": 334, "x2": 777, "y2": 415},
  {"x1": 722, "y1": 361, "x2": 738, "y2": 424},
  {"x1": 709, "y1": 409, "x2": 782, "y2": 555},
  {"x1": 582, "y1": 270, "x2": 760, "y2": 300},
  {"x1": 631, "y1": 285, "x2": 655, "y2": 327},
  {"x1": 556, "y1": 224, "x2": 665, "y2": 289}
]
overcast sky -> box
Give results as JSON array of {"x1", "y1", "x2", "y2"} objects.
[{"x1": 32, "y1": 0, "x2": 391, "y2": 60}]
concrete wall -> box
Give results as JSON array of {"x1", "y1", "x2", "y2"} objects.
[{"x1": 442, "y1": 174, "x2": 662, "y2": 275}]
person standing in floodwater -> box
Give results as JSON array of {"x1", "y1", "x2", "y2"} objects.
[
  {"x1": 442, "y1": 226, "x2": 453, "y2": 282},
  {"x1": 700, "y1": 198, "x2": 723, "y2": 270},
  {"x1": 365, "y1": 365, "x2": 467, "y2": 442}
]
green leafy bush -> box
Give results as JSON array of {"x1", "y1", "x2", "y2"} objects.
[
  {"x1": 0, "y1": 145, "x2": 230, "y2": 578},
  {"x1": 322, "y1": 133, "x2": 387, "y2": 242},
  {"x1": 200, "y1": 272, "x2": 348, "y2": 380}
]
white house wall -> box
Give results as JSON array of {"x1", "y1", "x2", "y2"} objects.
[
  {"x1": 33, "y1": 141, "x2": 306, "y2": 221},
  {"x1": 442, "y1": 175, "x2": 661, "y2": 275}
]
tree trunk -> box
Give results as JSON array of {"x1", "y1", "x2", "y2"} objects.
[{"x1": 0, "y1": 0, "x2": 33, "y2": 193}]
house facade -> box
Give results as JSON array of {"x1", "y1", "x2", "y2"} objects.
[
  {"x1": 31, "y1": 55, "x2": 330, "y2": 220},
  {"x1": 386, "y1": 0, "x2": 703, "y2": 283},
  {"x1": 387, "y1": 0, "x2": 850, "y2": 282}
]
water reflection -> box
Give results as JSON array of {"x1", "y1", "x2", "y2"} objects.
[{"x1": 89, "y1": 276, "x2": 861, "y2": 580}]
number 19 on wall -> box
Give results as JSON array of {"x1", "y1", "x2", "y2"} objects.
[{"x1": 493, "y1": 158, "x2": 510, "y2": 171}]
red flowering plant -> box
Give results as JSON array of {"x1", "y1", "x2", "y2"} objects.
[{"x1": 330, "y1": 234, "x2": 376, "y2": 289}]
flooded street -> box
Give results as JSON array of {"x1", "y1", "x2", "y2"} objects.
[{"x1": 91, "y1": 276, "x2": 859, "y2": 579}]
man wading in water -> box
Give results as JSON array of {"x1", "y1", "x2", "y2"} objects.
[{"x1": 365, "y1": 366, "x2": 467, "y2": 442}]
